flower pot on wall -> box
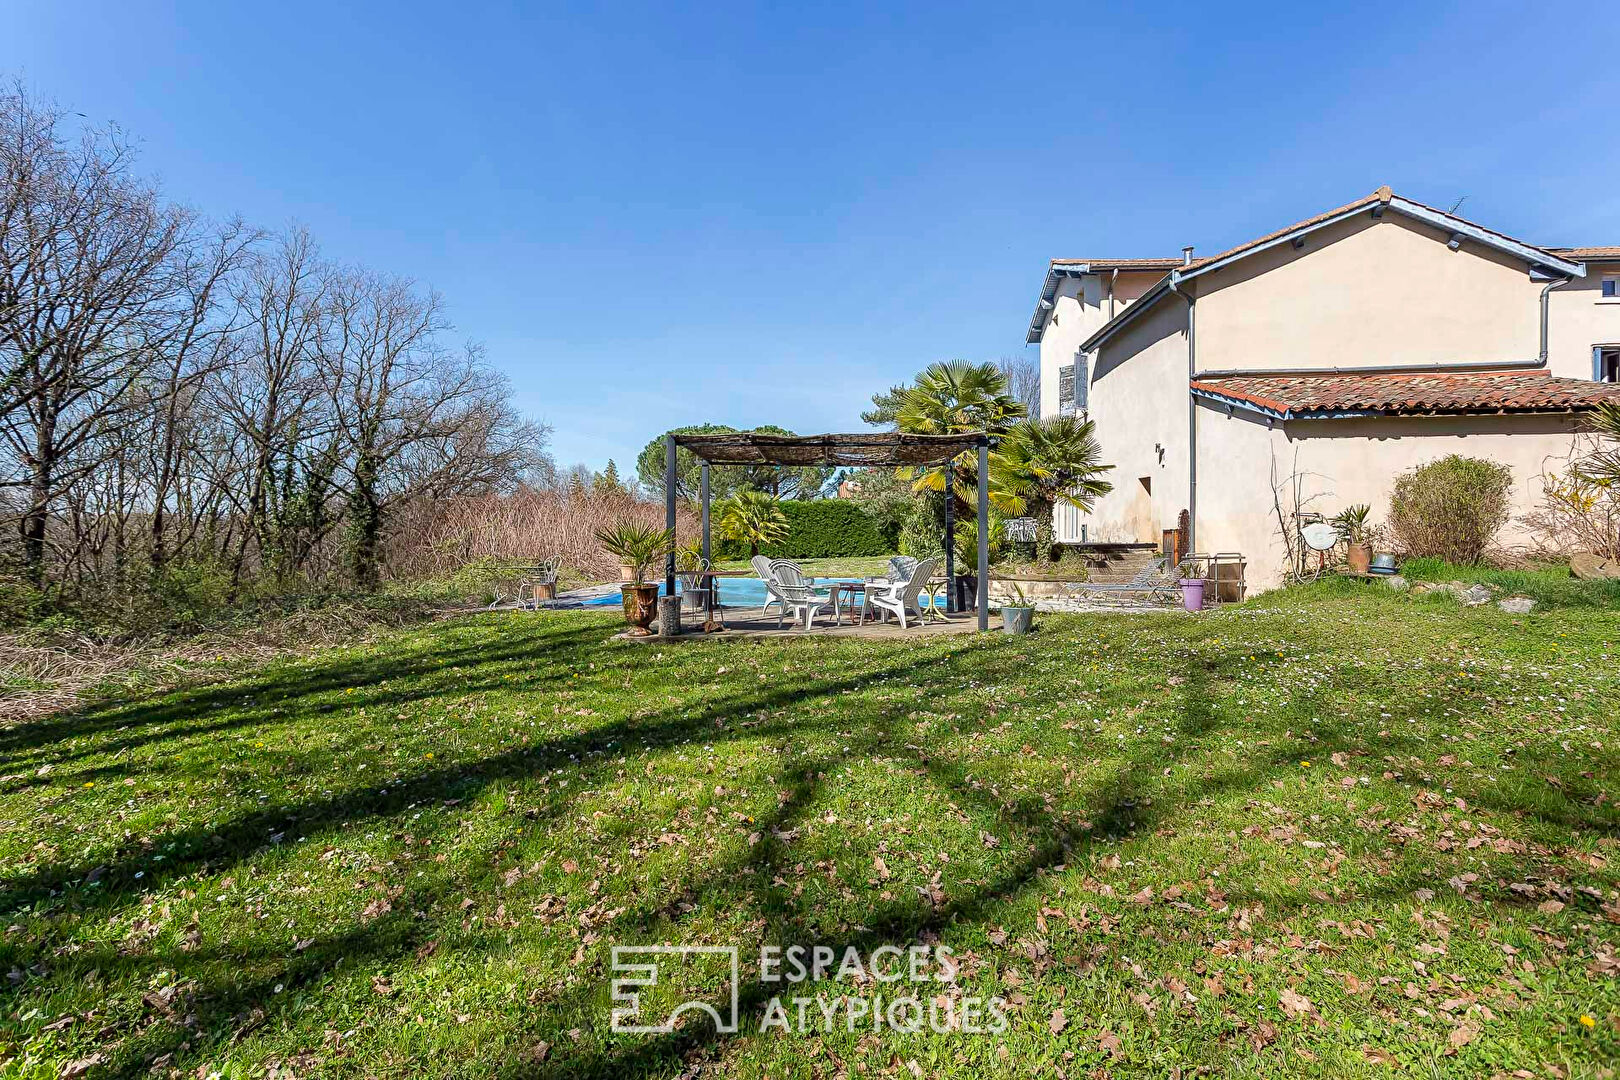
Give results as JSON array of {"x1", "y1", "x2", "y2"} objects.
[
  {"x1": 620, "y1": 583, "x2": 660, "y2": 635},
  {"x1": 619, "y1": 564, "x2": 638, "y2": 583},
  {"x1": 1346, "y1": 543, "x2": 1372, "y2": 574}
]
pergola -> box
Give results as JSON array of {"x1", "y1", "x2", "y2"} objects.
[{"x1": 665, "y1": 431, "x2": 994, "y2": 631}]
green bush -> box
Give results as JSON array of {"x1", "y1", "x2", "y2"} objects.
[
  {"x1": 716, "y1": 501, "x2": 891, "y2": 559},
  {"x1": 1388, "y1": 455, "x2": 1514, "y2": 564}
]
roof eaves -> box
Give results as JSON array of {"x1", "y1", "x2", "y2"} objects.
[
  {"x1": 1025, "y1": 261, "x2": 1089, "y2": 344},
  {"x1": 1386, "y1": 197, "x2": 1585, "y2": 278}
]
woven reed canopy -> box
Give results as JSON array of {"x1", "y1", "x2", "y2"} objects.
[{"x1": 672, "y1": 431, "x2": 986, "y2": 467}]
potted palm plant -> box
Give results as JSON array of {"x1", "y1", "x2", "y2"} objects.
[
  {"x1": 1333, "y1": 503, "x2": 1373, "y2": 574},
  {"x1": 594, "y1": 522, "x2": 675, "y2": 635}
]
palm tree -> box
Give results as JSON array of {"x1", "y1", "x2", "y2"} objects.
[
  {"x1": 1582, "y1": 401, "x2": 1620, "y2": 486},
  {"x1": 893, "y1": 360, "x2": 1026, "y2": 504},
  {"x1": 991, "y1": 415, "x2": 1114, "y2": 562},
  {"x1": 717, "y1": 489, "x2": 790, "y2": 558}
]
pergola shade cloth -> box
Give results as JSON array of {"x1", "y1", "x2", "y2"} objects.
[
  {"x1": 664, "y1": 431, "x2": 993, "y2": 630},
  {"x1": 673, "y1": 431, "x2": 986, "y2": 468}
]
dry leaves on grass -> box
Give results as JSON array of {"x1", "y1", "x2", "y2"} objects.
[
  {"x1": 1278, "y1": 987, "x2": 1320, "y2": 1023},
  {"x1": 1048, "y1": 1008, "x2": 1068, "y2": 1034}
]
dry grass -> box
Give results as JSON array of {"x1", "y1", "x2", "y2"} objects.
[
  {"x1": 387, "y1": 488, "x2": 699, "y2": 582},
  {"x1": 0, "y1": 595, "x2": 459, "y2": 725}
]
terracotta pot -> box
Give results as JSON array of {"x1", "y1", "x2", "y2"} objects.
[
  {"x1": 620, "y1": 583, "x2": 660, "y2": 635},
  {"x1": 1346, "y1": 543, "x2": 1372, "y2": 574},
  {"x1": 619, "y1": 564, "x2": 637, "y2": 583}
]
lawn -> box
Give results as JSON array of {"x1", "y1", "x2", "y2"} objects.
[{"x1": 1, "y1": 581, "x2": 1617, "y2": 1078}]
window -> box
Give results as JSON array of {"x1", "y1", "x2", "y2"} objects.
[
  {"x1": 1599, "y1": 347, "x2": 1620, "y2": 383},
  {"x1": 1604, "y1": 276, "x2": 1619, "y2": 299}
]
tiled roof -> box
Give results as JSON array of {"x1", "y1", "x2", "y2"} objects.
[
  {"x1": 1179, "y1": 189, "x2": 1391, "y2": 273},
  {"x1": 1550, "y1": 246, "x2": 1620, "y2": 260},
  {"x1": 1190, "y1": 370, "x2": 1620, "y2": 418}
]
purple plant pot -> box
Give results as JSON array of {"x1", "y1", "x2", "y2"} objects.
[{"x1": 1180, "y1": 578, "x2": 1206, "y2": 612}]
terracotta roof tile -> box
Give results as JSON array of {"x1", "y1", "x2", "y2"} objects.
[
  {"x1": 1550, "y1": 246, "x2": 1620, "y2": 260},
  {"x1": 1190, "y1": 370, "x2": 1620, "y2": 417}
]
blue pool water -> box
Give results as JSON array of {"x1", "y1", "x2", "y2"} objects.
[{"x1": 582, "y1": 576, "x2": 867, "y2": 608}]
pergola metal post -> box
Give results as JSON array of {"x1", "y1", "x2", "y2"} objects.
[
  {"x1": 664, "y1": 434, "x2": 677, "y2": 598},
  {"x1": 977, "y1": 438, "x2": 989, "y2": 631},
  {"x1": 699, "y1": 463, "x2": 711, "y2": 566},
  {"x1": 942, "y1": 462, "x2": 955, "y2": 613}
]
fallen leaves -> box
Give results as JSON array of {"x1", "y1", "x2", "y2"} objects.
[
  {"x1": 1048, "y1": 1008, "x2": 1068, "y2": 1034},
  {"x1": 1278, "y1": 987, "x2": 1320, "y2": 1023}
]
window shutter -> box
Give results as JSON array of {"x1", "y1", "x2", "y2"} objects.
[
  {"x1": 1074, "y1": 353, "x2": 1089, "y2": 413},
  {"x1": 1057, "y1": 364, "x2": 1075, "y2": 415}
]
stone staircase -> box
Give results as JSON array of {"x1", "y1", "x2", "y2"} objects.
[{"x1": 1073, "y1": 544, "x2": 1163, "y2": 584}]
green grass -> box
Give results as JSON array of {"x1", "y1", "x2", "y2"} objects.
[
  {"x1": 1398, "y1": 557, "x2": 1620, "y2": 610},
  {"x1": 1, "y1": 585, "x2": 1617, "y2": 1077}
]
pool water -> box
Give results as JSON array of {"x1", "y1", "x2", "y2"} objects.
[{"x1": 581, "y1": 577, "x2": 947, "y2": 609}]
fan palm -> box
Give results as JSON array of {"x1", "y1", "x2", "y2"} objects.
[
  {"x1": 990, "y1": 416, "x2": 1114, "y2": 561},
  {"x1": 716, "y1": 489, "x2": 790, "y2": 558},
  {"x1": 1583, "y1": 401, "x2": 1620, "y2": 486},
  {"x1": 893, "y1": 360, "x2": 1026, "y2": 503}
]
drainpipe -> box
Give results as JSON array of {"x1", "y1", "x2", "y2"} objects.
[
  {"x1": 1169, "y1": 272, "x2": 1196, "y2": 555},
  {"x1": 1108, "y1": 268, "x2": 1119, "y2": 321},
  {"x1": 1537, "y1": 275, "x2": 1571, "y2": 367}
]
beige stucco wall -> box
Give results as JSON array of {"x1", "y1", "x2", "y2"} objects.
[
  {"x1": 1195, "y1": 403, "x2": 1585, "y2": 591},
  {"x1": 1038, "y1": 270, "x2": 1169, "y2": 417},
  {"x1": 1081, "y1": 297, "x2": 1192, "y2": 545},
  {"x1": 1191, "y1": 215, "x2": 1545, "y2": 372},
  {"x1": 1547, "y1": 259, "x2": 1620, "y2": 379}
]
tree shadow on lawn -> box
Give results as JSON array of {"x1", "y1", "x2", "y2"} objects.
[
  {"x1": 7, "y1": 618, "x2": 1611, "y2": 1076},
  {"x1": 66, "y1": 643, "x2": 1267, "y2": 1076},
  {"x1": 0, "y1": 617, "x2": 617, "y2": 771}
]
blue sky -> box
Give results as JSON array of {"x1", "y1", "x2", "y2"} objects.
[{"x1": 8, "y1": 2, "x2": 1619, "y2": 474}]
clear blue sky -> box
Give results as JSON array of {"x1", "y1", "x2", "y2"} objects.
[{"x1": 8, "y1": 2, "x2": 1619, "y2": 474}]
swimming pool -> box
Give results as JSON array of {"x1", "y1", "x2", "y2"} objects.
[{"x1": 580, "y1": 576, "x2": 867, "y2": 608}]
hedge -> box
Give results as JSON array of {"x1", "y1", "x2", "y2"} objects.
[{"x1": 716, "y1": 500, "x2": 892, "y2": 559}]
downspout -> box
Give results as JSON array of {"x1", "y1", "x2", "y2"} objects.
[
  {"x1": 1108, "y1": 268, "x2": 1119, "y2": 321},
  {"x1": 1537, "y1": 275, "x2": 1571, "y2": 367},
  {"x1": 1168, "y1": 275, "x2": 1196, "y2": 555}
]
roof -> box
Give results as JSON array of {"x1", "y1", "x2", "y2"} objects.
[
  {"x1": 671, "y1": 431, "x2": 986, "y2": 467},
  {"x1": 1025, "y1": 258, "x2": 1181, "y2": 343},
  {"x1": 1073, "y1": 188, "x2": 1588, "y2": 354},
  {"x1": 1550, "y1": 247, "x2": 1620, "y2": 261},
  {"x1": 1189, "y1": 370, "x2": 1620, "y2": 419}
]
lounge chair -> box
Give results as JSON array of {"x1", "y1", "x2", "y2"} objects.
[
  {"x1": 884, "y1": 555, "x2": 919, "y2": 583},
  {"x1": 1061, "y1": 558, "x2": 1179, "y2": 605},
  {"x1": 865, "y1": 556, "x2": 938, "y2": 629}
]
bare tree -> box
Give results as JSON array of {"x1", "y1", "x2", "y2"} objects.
[
  {"x1": 319, "y1": 270, "x2": 544, "y2": 589},
  {"x1": 996, "y1": 356, "x2": 1042, "y2": 418},
  {"x1": 210, "y1": 228, "x2": 328, "y2": 585},
  {"x1": 0, "y1": 86, "x2": 196, "y2": 584}
]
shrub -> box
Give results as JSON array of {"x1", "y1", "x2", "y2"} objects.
[
  {"x1": 1388, "y1": 455, "x2": 1513, "y2": 564},
  {"x1": 1522, "y1": 465, "x2": 1620, "y2": 560},
  {"x1": 717, "y1": 501, "x2": 891, "y2": 560}
]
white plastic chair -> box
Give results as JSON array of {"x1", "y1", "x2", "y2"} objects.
[
  {"x1": 752, "y1": 555, "x2": 786, "y2": 616},
  {"x1": 866, "y1": 556, "x2": 938, "y2": 629},
  {"x1": 769, "y1": 560, "x2": 833, "y2": 630}
]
